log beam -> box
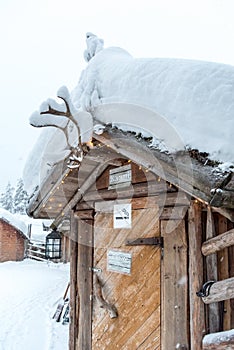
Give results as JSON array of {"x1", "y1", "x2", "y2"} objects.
[
  {"x1": 202, "y1": 329, "x2": 234, "y2": 349},
  {"x1": 202, "y1": 228, "x2": 234, "y2": 256},
  {"x1": 202, "y1": 277, "x2": 234, "y2": 304}
]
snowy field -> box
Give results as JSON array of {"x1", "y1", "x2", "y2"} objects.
[{"x1": 0, "y1": 259, "x2": 69, "y2": 350}]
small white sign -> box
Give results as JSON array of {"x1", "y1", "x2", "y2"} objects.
[
  {"x1": 107, "y1": 250, "x2": 132, "y2": 275},
  {"x1": 114, "y1": 203, "x2": 132, "y2": 229}
]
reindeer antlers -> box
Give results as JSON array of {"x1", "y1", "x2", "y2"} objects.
[{"x1": 30, "y1": 86, "x2": 92, "y2": 169}]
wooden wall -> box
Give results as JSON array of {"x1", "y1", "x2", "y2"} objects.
[{"x1": 68, "y1": 160, "x2": 234, "y2": 350}]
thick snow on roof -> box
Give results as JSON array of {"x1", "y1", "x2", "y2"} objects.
[
  {"x1": 72, "y1": 46, "x2": 234, "y2": 164},
  {"x1": 0, "y1": 208, "x2": 28, "y2": 238},
  {"x1": 24, "y1": 36, "x2": 234, "y2": 197}
]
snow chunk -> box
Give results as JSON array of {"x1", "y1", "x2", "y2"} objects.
[
  {"x1": 0, "y1": 208, "x2": 28, "y2": 238},
  {"x1": 93, "y1": 123, "x2": 105, "y2": 135},
  {"x1": 83, "y1": 32, "x2": 104, "y2": 62}
]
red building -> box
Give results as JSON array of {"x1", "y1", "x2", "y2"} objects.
[{"x1": 0, "y1": 209, "x2": 29, "y2": 262}]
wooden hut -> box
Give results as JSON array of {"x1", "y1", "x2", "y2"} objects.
[{"x1": 27, "y1": 127, "x2": 234, "y2": 350}]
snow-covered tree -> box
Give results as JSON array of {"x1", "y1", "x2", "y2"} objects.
[
  {"x1": 13, "y1": 178, "x2": 29, "y2": 214},
  {"x1": 0, "y1": 182, "x2": 14, "y2": 213}
]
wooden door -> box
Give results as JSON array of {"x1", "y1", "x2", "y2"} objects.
[{"x1": 92, "y1": 199, "x2": 161, "y2": 350}]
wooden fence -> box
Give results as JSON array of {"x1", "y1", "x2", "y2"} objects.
[{"x1": 26, "y1": 241, "x2": 47, "y2": 262}]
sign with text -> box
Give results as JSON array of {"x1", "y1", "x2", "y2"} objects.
[
  {"x1": 107, "y1": 250, "x2": 132, "y2": 275},
  {"x1": 109, "y1": 164, "x2": 132, "y2": 189},
  {"x1": 114, "y1": 203, "x2": 132, "y2": 229}
]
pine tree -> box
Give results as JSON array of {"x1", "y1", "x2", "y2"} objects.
[
  {"x1": 13, "y1": 179, "x2": 28, "y2": 214},
  {"x1": 0, "y1": 182, "x2": 14, "y2": 213}
]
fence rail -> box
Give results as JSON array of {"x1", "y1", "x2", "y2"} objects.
[{"x1": 26, "y1": 242, "x2": 47, "y2": 262}]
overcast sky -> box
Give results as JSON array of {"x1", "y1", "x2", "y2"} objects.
[{"x1": 0, "y1": 0, "x2": 234, "y2": 193}]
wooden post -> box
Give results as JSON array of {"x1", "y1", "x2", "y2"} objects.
[
  {"x1": 217, "y1": 215, "x2": 231, "y2": 331},
  {"x1": 188, "y1": 201, "x2": 206, "y2": 350},
  {"x1": 205, "y1": 206, "x2": 220, "y2": 333},
  {"x1": 161, "y1": 219, "x2": 189, "y2": 349},
  {"x1": 76, "y1": 210, "x2": 94, "y2": 350},
  {"x1": 69, "y1": 211, "x2": 78, "y2": 350}
]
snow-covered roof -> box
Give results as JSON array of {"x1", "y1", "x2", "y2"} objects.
[
  {"x1": 24, "y1": 33, "x2": 234, "y2": 204},
  {"x1": 0, "y1": 208, "x2": 28, "y2": 239},
  {"x1": 72, "y1": 45, "x2": 234, "y2": 165}
]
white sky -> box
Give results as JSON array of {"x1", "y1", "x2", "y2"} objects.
[{"x1": 0, "y1": 0, "x2": 234, "y2": 193}]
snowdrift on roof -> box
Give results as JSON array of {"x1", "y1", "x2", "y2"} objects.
[
  {"x1": 24, "y1": 35, "x2": 234, "y2": 198},
  {"x1": 0, "y1": 208, "x2": 28, "y2": 238},
  {"x1": 72, "y1": 45, "x2": 234, "y2": 164}
]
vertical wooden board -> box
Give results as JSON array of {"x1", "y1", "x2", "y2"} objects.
[
  {"x1": 69, "y1": 212, "x2": 78, "y2": 350},
  {"x1": 228, "y1": 220, "x2": 234, "y2": 329},
  {"x1": 161, "y1": 219, "x2": 189, "y2": 350},
  {"x1": 206, "y1": 207, "x2": 220, "y2": 333},
  {"x1": 188, "y1": 202, "x2": 205, "y2": 350},
  {"x1": 217, "y1": 214, "x2": 231, "y2": 331},
  {"x1": 77, "y1": 218, "x2": 93, "y2": 350}
]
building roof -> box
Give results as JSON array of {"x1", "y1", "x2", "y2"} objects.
[
  {"x1": 0, "y1": 208, "x2": 29, "y2": 240},
  {"x1": 24, "y1": 35, "x2": 234, "y2": 222}
]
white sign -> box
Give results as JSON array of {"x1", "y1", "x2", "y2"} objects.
[
  {"x1": 114, "y1": 203, "x2": 132, "y2": 229},
  {"x1": 107, "y1": 250, "x2": 132, "y2": 275}
]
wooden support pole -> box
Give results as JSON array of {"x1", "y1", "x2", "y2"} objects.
[
  {"x1": 217, "y1": 215, "x2": 231, "y2": 331},
  {"x1": 69, "y1": 211, "x2": 78, "y2": 350},
  {"x1": 202, "y1": 277, "x2": 234, "y2": 304},
  {"x1": 188, "y1": 201, "x2": 206, "y2": 350},
  {"x1": 161, "y1": 219, "x2": 189, "y2": 349},
  {"x1": 202, "y1": 228, "x2": 234, "y2": 256},
  {"x1": 76, "y1": 210, "x2": 94, "y2": 350},
  {"x1": 205, "y1": 206, "x2": 220, "y2": 333}
]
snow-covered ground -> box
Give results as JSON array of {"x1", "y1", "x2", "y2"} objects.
[{"x1": 0, "y1": 259, "x2": 69, "y2": 350}]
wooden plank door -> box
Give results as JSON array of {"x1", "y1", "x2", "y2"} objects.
[{"x1": 92, "y1": 199, "x2": 161, "y2": 350}]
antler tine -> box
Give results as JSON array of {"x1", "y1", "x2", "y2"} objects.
[
  {"x1": 56, "y1": 94, "x2": 72, "y2": 118},
  {"x1": 57, "y1": 94, "x2": 82, "y2": 149},
  {"x1": 37, "y1": 93, "x2": 84, "y2": 168}
]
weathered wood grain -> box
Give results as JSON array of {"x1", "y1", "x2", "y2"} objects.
[
  {"x1": 69, "y1": 211, "x2": 78, "y2": 350},
  {"x1": 202, "y1": 329, "x2": 234, "y2": 349},
  {"x1": 161, "y1": 219, "x2": 189, "y2": 350},
  {"x1": 77, "y1": 218, "x2": 93, "y2": 350},
  {"x1": 202, "y1": 277, "x2": 234, "y2": 304},
  {"x1": 217, "y1": 215, "x2": 231, "y2": 331},
  {"x1": 92, "y1": 205, "x2": 161, "y2": 349},
  {"x1": 205, "y1": 206, "x2": 220, "y2": 333},
  {"x1": 188, "y1": 201, "x2": 206, "y2": 350},
  {"x1": 202, "y1": 228, "x2": 234, "y2": 256}
]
